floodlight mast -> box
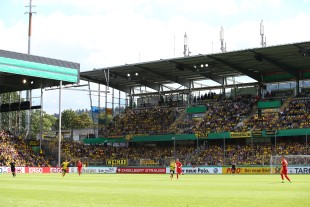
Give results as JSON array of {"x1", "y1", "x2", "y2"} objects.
[
  {"x1": 183, "y1": 32, "x2": 191, "y2": 56},
  {"x1": 25, "y1": 0, "x2": 36, "y2": 136},
  {"x1": 25, "y1": 0, "x2": 36, "y2": 55},
  {"x1": 260, "y1": 20, "x2": 267, "y2": 47},
  {"x1": 220, "y1": 26, "x2": 226, "y2": 52},
  {"x1": 183, "y1": 32, "x2": 188, "y2": 56}
]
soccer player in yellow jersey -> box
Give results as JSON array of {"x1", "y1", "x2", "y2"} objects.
[
  {"x1": 61, "y1": 160, "x2": 70, "y2": 177},
  {"x1": 170, "y1": 161, "x2": 176, "y2": 180}
]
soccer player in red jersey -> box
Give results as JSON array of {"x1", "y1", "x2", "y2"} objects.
[
  {"x1": 175, "y1": 159, "x2": 183, "y2": 179},
  {"x1": 281, "y1": 156, "x2": 291, "y2": 183},
  {"x1": 77, "y1": 160, "x2": 83, "y2": 176}
]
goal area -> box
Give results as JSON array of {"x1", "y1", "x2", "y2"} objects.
[{"x1": 270, "y1": 155, "x2": 310, "y2": 174}]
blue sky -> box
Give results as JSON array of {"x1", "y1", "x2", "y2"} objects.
[{"x1": 1, "y1": 0, "x2": 310, "y2": 113}]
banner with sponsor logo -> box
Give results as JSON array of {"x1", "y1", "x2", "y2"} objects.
[
  {"x1": 26, "y1": 167, "x2": 62, "y2": 173},
  {"x1": 252, "y1": 131, "x2": 262, "y2": 137},
  {"x1": 230, "y1": 131, "x2": 251, "y2": 138},
  {"x1": 140, "y1": 159, "x2": 159, "y2": 166},
  {"x1": 266, "y1": 130, "x2": 277, "y2": 135},
  {"x1": 271, "y1": 166, "x2": 310, "y2": 174},
  {"x1": 0, "y1": 167, "x2": 25, "y2": 174},
  {"x1": 117, "y1": 167, "x2": 166, "y2": 174},
  {"x1": 0, "y1": 167, "x2": 61, "y2": 174},
  {"x1": 165, "y1": 166, "x2": 222, "y2": 174},
  {"x1": 69, "y1": 167, "x2": 117, "y2": 174},
  {"x1": 106, "y1": 159, "x2": 128, "y2": 166},
  {"x1": 222, "y1": 167, "x2": 270, "y2": 174}
]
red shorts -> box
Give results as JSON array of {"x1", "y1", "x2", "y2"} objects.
[
  {"x1": 177, "y1": 169, "x2": 182, "y2": 174},
  {"x1": 282, "y1": 167, "x2": 287, "y2": 175},
  {"x1": 78, "y1": 167, "x2": 82, "y2": 172}
]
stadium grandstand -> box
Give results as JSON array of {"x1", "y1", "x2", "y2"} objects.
[{"x1": 1, "y1": 41, "x2": 310, "y2": 168}]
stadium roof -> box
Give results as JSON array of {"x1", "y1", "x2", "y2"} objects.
[
  {"x1": 80, "y1": 41, "x2": 310, "y2": 94},
  {"x1": 0, "y1": 49, "x2": 80, "y2": 94}
]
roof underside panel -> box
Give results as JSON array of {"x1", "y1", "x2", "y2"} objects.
[
  {"x1": 0, "y1": 50, "x2": 80, "y2": 93},
  {"x1": 80, "y1": 41, "x2": 310, "y2": 93}
]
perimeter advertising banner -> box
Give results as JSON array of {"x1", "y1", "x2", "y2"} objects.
[
  {"x1": 139, "y1": 159, "x2": 159, "y2": 166},
  {"x1": 26, "y1": 167, "x2": 62, "y2": 173},
  {"x1": 117, "y1": 167, "x2": 166, "y2": 174},
  {"x1": 230, "y1": 131, "x2": 251, "y2": 138},
  {"x1": 222, "y1": 167, "x2": 270, "y2": 174},
  {"x1": 272, "y1": 166, "x2": 310, "y2": 174},
  {"x1": 165, "y1": 166, "x2": 222, "y2": 174},
  {"x1": 69, "y1": 167, "x2": 117, "y2": 174},
  {"x1": 0, "y1": 167, "x2": 25, "y2": 174},
  {"x1": 0, "y1": 167, "x2": 61, "y2": 174},
  {"x1": 106, "y1": 159, "x2": 128, "y2": 166}
]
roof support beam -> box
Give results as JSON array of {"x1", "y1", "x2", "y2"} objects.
[
  {"x1": 168, "y1": 60, "x2": 224, "y2": 85},
  {"x1": 131, "y1": 82, "x2": 259, "y2": 97},
  {"x1": 207, "y1": 55, "x2": 262, "y2": 81},
  {"x1": 110, "y1": 71, "x2": 161, "y2": 92},
  {"x1": 134, "y1": 65, "x2": 191, "y2": 88},
  {"x1": 81, "y1": 75, "x2": 130, "y2": 93},
  {"x1": 293, "y1": 44, "x2": 310, "y2": 56},
  {"x1": 252, "y1": 51, "x2": 298, "y2": 78}
]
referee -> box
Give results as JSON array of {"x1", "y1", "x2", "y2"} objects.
[
  {"x1": 9, "y1": 160, "x2": 16, "y2": 177},
  {"x1": 231, "y1": 161, "x2": 236, "y2": 175}
]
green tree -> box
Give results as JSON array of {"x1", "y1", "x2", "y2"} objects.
[
  {"x1": 31, "y1": 110, "x2": 57, "y2": 137},
  {"x1": 71, "y1": 112, "x2": 93, "y2": 129},
  {"x1": 0, "y1": 92, "x2": 25, "y2": 132},
  {"x1": 60, "y1": 109, "x2": 78, "y2": 130},
  {"x1": 98, "y1": 112, "x2": 113, "y2": 127}
]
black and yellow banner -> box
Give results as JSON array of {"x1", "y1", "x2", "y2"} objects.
[
  {"x1": 223, "y1": 167, "x2": 270, "y2": 174},
  {"x1": 29, "y1": 140, "x2": 39, "y2": 146},
  {"x1": 252, "y1": 130, "x2": 262, "y2": 137},
  {"x1": 266, "y1": 130, "x2": 277, "y2": 135},
  {"x1": 140, "y1": 159, "x2": 159, "y2": 166},
  {"x1": 230, "y1": 131, "x2": 251, "y2": 138},
  {"x1": 106, "y1": 159, "x2": 128, "y2": 166}
]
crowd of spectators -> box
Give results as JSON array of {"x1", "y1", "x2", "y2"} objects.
[
  {"x1": 42, "y1": 138, "x2": 308, "y2": 167},
  {"x1": 278, "y1": 97, "x2": 310, "y2": 129},
  {"x1": 2, "y1": 91, "x2": 310, "y2": 168},
  {"x1": 0, "y1": 130, "x2": 51, "y2": 167},
  {"x1": 196, "y1": 95, "x2": 258, "y2": 133},
  {"x1": 264, "y1": 89, "x2": 294, "y2": 99},
  {"x1": 101, "y1": 93, "x2": 310, "y2": 137},
  {"x1": 105, "y1": 106, "x2": 182, "y2": 137}
]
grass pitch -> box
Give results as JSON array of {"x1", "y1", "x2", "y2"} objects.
[{"x1": 0, "y1": 173, "x2": 309, "y2": 207}]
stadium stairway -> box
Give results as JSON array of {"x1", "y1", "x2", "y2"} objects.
[
  {"x1": 274, "y1": 97, "x2": 292, "y2": 120},
  {"x1": 168, "y1": 107, "x2": 186, "y2": 133}
]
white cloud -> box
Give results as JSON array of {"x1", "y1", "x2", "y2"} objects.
[{"x1": 1, "y1": 0, "x2": 310, "y2": 113}]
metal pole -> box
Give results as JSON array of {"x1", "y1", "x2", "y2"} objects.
[
  {"x1": 223, "y1": 135, "x2": 226, "y2": 165},
  {"x1": 251, "y1": 132, "x2": 253, "y2": 164},
  {"x1": 58, "y1": 81, "x2": 62, "y2": 167},
  {"x1": 25, "y1": 0, "x2": 35, "y2": 135},
  {"x1": 275, "y1": 131, "x2": 277, "y2": 155},
  {"x1": 118, "y1": 90, "x2": 121, "y2": 115},
  {"x1": 39, "y1": 88, "x2": 43, "y2": 150},
  {"x1": 0, "y1": 95, "x2": 2, "y2": 129},
  {"x1": 105, "y1": 85, "x2": 108, "y2": 128},
  {"x1": 26, "y1": 0, "x2": 34, "y2": 54},
  {"x1": 306, "y1": 130, "x2": 308, "y2": 155},
  {"x1": 112, "y1": 87, "x2": 115, "y2": 116},
  {"x1": 88, "y1": 82, "x2": 95, "y2": 136},
  {"x1": 196, "y1": 135, "x2": 199, "y2": 155},
  {"x1": 29, "y1": 90, "x2": 32, "y2": 138},
  {"x1": 97, "y1": 84, "x2": 100, "y2": 138},
  {"x1": 173, "y1": 137, "x2": 176, "y2": 160},
  {"x1": 9, "y1": 93, "x2": 12, "y2": 132}
]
